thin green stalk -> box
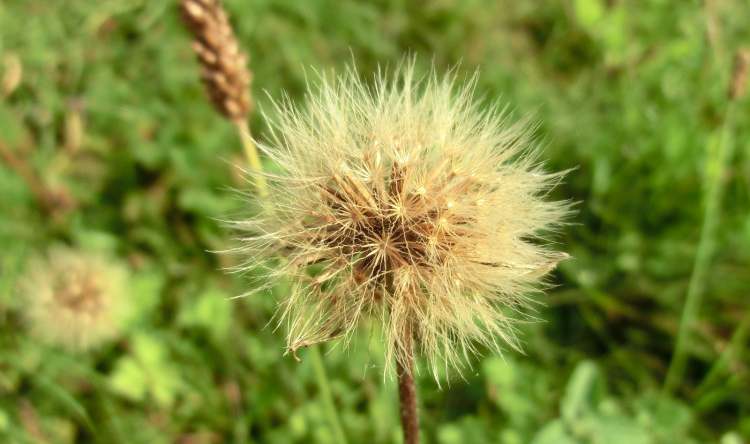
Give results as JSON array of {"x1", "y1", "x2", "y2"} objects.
[
  {"x1": 310, "y1": 347, "x2": 349, "y2": 444},
  {"x1": 664, "y1": 103, "x2": 736, "y2": 393},
  {"x1": 234, "y1": 120, "x2": 268, "y2": 198}
]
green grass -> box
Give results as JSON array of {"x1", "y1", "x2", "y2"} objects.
[{"x1": 1, "y1": 0, "x2": 749, "y2": 442}]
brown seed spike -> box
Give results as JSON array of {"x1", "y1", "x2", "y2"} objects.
[{"x1": 180, "y1": 0, "x2": 252, "y2": 120}]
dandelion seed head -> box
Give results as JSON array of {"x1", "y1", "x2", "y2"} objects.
[
  {"x1": 21, "y1": 247, "x2": 128, "y2": 351},
  {"x1": 239, "y1": 61, "x2": 570, "y2": 376}
]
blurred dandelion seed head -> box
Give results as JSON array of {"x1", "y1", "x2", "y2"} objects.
[
  {"x1": 21, "y1": 247, "x2": 128, "y2": 351},
  {"x1": 237, "y1": 61, "x2": 570, "y2": 376}
]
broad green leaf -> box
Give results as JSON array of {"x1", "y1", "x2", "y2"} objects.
[
  {"x1": 634, "y1": 393, "x2": 691, "y2": 438},
  {"x1": 177, "y1": 288, "x2": 232, "y2": 341},
  {"x1": 721, "y1": 432, "x2": 744, "y2": 444},
  {"x1": 109, "y1": 357, "x2": 148, "y2": 402},
  {"x1": 585, "y1": 412, "x2": 650, "y2": 444},
  {"x1": 561, "y1": 360, "x2": 602, "y2": 424},
  {"x1": 109, "y1": 334, "x2": 185, "y2": 407},
  {"x1": 177, "y1": 187, "x2": 235, "y2": 216},
  {"x1": 532, "y1": 420, "x2": 577, "y2": 444},
  {"x1": 132, "y1": 333, "x2": 184, "y2": 407},
  {"x1": 126, "y1": 270, "x2": 165, "y2": 327},
  {"x1": 0, "y1": 408, "x2": 9, "y2": 432},
  {"x1": 574, "y1": 0, "x2": 605, "y2": 30},
  {"x1": 73, "y1": 230, "x2": 120, "y2": 254}
]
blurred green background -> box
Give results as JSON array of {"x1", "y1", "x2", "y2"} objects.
[{"x1": 1, "y1": 0, "x2": 749, "y2": 443}]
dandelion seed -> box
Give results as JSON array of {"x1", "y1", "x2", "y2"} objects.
[
  {"x1": 21, "y1": 247, "x2": 128, "y2": 351},
  {"x1": 236, "y1": 61, "x2": 570, "y2": 376}
]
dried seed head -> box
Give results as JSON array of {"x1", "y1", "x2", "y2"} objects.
[
  {"x1": 237, "y1": 62, "x2": 570, "y2": 376},
  {"x1": 180, "y1": 0, "x2": 251, "y2": 120},
  {"x1": 729, "y1": 49, "x2": 750, "y2": 100},
  {"x1": 21, "y1": 247, "x2": 128, "y2": 351},
  {"x1": 2, "y1": 53, "x2": 22, "y2": 98}
]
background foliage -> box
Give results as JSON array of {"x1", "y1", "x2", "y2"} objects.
[{"x1": 1, "y1": 0, "x2": 749, "y2": 442}]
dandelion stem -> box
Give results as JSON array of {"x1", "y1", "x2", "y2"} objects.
[
  {"x1": 309, "y1": 347, "x2": 349, "y2": 444},
  {"x1": 234, "y1": 119, "x2": 267, "y2": 197},
  {"x1": 397, "y1": 334, "x2": 419, "y2": 444}
]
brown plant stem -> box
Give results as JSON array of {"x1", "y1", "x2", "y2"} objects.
[
  {"x1": 19, "y1": 399, "x2": 49, "y2": 444},
  {"x1": 397, "y1": 334, "x2": 419, "y2": 444},
  {"x1": 0, "y1": 140, "x2": 70, "y2": 215}
]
